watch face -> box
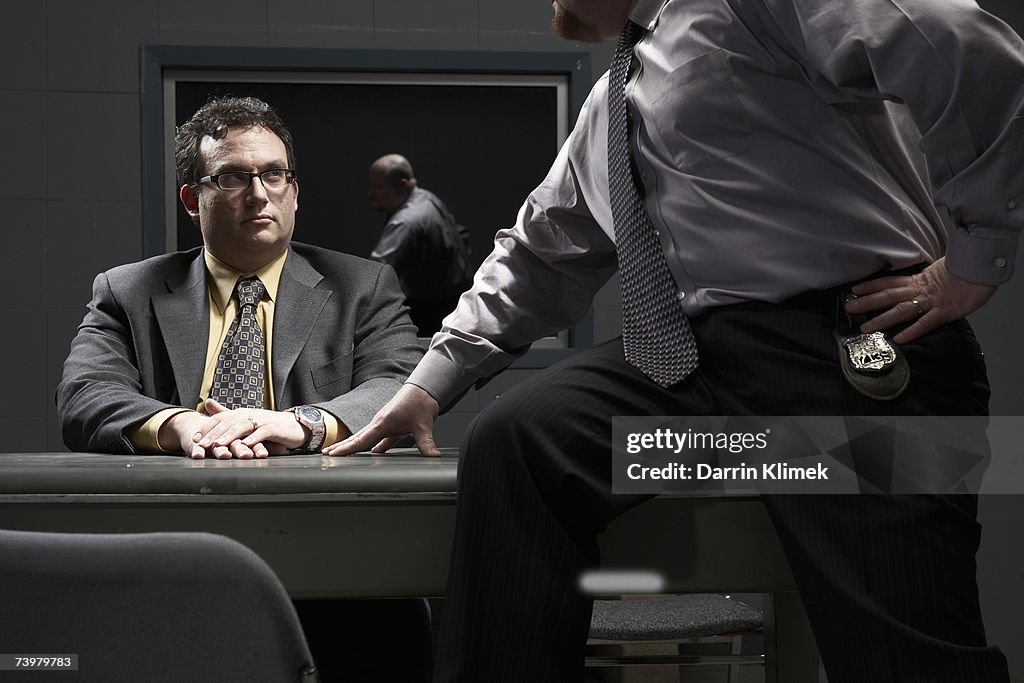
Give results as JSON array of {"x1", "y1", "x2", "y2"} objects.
[{"x1": 296, "y1": 405, "x2": 323, "y2": 424}]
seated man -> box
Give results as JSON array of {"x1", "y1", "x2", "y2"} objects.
[{"x1": 56, "y1": 95, "x2": 430, "y2": 681}]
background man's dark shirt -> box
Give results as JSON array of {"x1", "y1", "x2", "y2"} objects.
[{"x1": 371, "y1": 187, "x2": 472, "y2": 333}]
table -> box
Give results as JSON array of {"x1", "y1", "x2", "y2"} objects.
[{"x1": 0, "y1": 450, "x2": 818, "y2": 682}]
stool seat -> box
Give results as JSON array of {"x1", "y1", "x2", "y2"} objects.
[{"x1": 590, "y1": 594, "x2": 762, "y2": 641}]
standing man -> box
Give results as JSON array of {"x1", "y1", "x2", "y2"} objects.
[
  {"x1": 57, "y1": 96, "x2": 431, "y2": 681},
  {"x1": 328, "y1": 0, "x2": 1023, "y2": 681},
  {"x1": 368, "y1": 154, "x2": 472, "y2": 334}
]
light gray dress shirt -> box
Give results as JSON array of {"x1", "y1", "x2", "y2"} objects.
[{"x1": 409, "y1": 0, "x2": 1024, "y2": 408}]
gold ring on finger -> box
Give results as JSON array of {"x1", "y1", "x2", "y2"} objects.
[{"x1": 910, "y1": 298, "x2": 924, "y2": 316}]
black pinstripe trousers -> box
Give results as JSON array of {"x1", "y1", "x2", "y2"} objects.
[{"x1": 433, "y1": 291, "x2": 1010, "y2": 682}]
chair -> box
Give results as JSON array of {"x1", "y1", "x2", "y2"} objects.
[
  {"x1": 587, "y1": 593, "x2": 763, "y2": 683},
  {"x1": 0, "y1": 528, "x2": 319, "y2": 683}
]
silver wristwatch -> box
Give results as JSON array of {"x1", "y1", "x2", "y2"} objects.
[{"x1": 288, "y1": 405, "x2": 326, "y2": 453}]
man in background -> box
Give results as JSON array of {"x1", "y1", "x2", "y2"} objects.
[
  {"x1": 369, "y1": 154, "x2": 472, "y2": 334},
  {"x1": 329, "y1": 0, "x2": 1023, "y2": 681},
  {"x1": 57, "y1": 95, "x2": 431, "y2": 682}
]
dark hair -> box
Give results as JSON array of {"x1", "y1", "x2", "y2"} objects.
[{"x1": 174, "y1": 95, "x2": 296, "y2": 189}]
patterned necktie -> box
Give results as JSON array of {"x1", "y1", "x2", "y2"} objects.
[
  {"x1": 210, "y1": 276, "x2": 266, "y2": 409},
  {"x1": 608, "y1": 20, "x2": 699, "y2": 387}
]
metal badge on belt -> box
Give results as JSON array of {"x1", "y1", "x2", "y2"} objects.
[{"x1": 833, "y1": 293, "x2": 910, "y2": 401}]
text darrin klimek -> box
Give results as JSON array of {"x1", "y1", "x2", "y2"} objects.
[{"x1": 626, "y1": 462, "x2": 829, "y2": 481}]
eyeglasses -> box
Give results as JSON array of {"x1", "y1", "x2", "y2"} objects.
[{"x1": 198, "y1": 168, "x2": 297, "y2": 191}]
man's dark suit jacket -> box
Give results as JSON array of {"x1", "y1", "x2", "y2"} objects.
[{"x1": 57, "y1": 242, "x2": 423, "y2": 453}]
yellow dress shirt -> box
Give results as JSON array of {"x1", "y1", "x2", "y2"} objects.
[{"x1": 128, "y1": 249, "x2": 340, "y2": 452}]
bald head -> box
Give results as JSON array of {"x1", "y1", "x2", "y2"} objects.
[{"x1": 369, "y1": 154, "x2": 417, "y2": 213}]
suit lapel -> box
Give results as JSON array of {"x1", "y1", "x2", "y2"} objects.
[
  {"x1": 152, "y1": 253, "x2": 208, "y2": 408},
  {"x1": 273, "y1": 248, "x2": 331, "y2": 405}
]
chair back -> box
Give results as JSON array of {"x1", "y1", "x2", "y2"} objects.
[{"x1": 0, "y1": 529, "x2": 319, "y2": 683}]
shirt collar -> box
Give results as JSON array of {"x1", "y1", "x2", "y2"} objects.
[
  {"x1": 204, "y1": 248, "x2": 288, "y2": 314},
  {"x1": 629, "y1": 0, "x2": 667, "y2": 31}
]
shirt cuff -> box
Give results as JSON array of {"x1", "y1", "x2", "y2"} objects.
[
  {"x1": 126, "y1": 408, "x2": 196, "y2": 454},
  {"x1": 322, "y1": 412, "x2": 346, "y2": 448},
  {"x1": 406, "y1": 350, "x2": 475, "y2": 410},
  {"x1": 945, "y1": 225, "x2": 1018, "y2": 285}
]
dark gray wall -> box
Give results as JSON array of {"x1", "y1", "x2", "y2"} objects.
[{"x1": 3, "y1": 0, "x2": 1021, "y2": 675}]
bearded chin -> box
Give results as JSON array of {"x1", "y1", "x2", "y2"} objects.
[{"x1": 550, "y1": 6, "x2": 603, "y2": 42}]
